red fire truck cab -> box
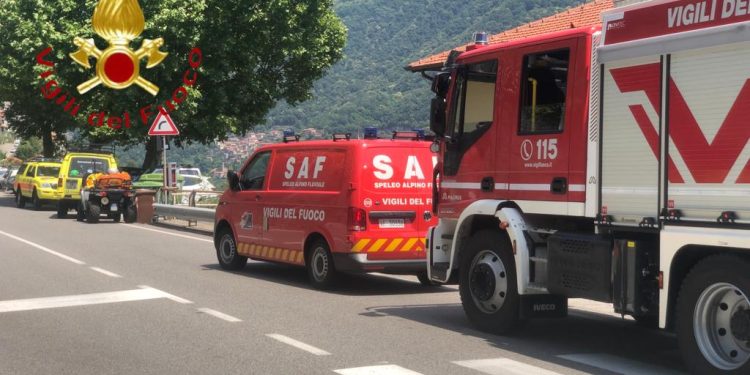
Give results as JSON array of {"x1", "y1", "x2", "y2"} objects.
[
  {"x1": 214, "y1": 130, "x2": 437, "y2": 288},
  {"x1": 422, "y1": 0, "x2": 750, "y2": 373}
]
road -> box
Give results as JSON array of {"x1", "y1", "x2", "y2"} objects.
[{"x1": 0, "y1": 192, "x2": 686, "y2": 375}]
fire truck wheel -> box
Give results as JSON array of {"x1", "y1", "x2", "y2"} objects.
[
  {"x1": 459, "y1": 229, "x2": 520, "y2": 334},
  {"x1": 417, "y1": 271, "x2": 440, "y2": 287},
  {"x1": 216, "y1": 229, "x2": 247, "y2": 270},
  {"x1": 32, "y1": 190, "x2": 41, "y2": 211},
  {"x1": 677, "y1": 255, "x2": 750, "y2": 374},
  {"x1": 86, "y1": 204, "x2": 100, "y2": 224},
  {"x1": 307, "y1": 240, "x2": 337, "y2": 289},
  {"x1": 15, "y1": 191, "x2": 25, "y2": 208},
  {"x1": 57, "y1": 203, "x2": 69, "y2": 219}
]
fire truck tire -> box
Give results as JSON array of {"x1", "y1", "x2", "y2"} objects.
[
  {"x1": 15, "y1": 191, "x2": 25, "y2": 208},
  {"x1": 459, "y1": 229, "x2": 520, "y2": 334},
  {"x1": 75, "y1": 203, "x2": 84, "y2": 222},
  {"x1": 32, "y1": 190, "x2": 41, "y2": 211},
  {"x1": 676, "y1": 255, "x2": 750, "y2": 374},
  {"x1": 216, "y1": 228, "x2": 247, "y2": 270},
  {"x1": 58, "y1": 203, "x2": 69, "y2": 219},
  {"x1": 86, "y1": 204, "x2": 100, "y2": 224},
  {"x1": 306, "y1": 240, "x2": 337, "y2": 289}
]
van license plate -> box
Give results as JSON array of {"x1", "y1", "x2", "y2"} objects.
[
  {"x1": 110, "y1": 204, "x2": 118, "y2": 212},
  {"x1": 379, "y1": 219, "x2": 404, "y2": 229}
]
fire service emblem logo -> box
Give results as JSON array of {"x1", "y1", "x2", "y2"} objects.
[{"x1": 69, "y1": 0, "x2": 168, "y2": 96}]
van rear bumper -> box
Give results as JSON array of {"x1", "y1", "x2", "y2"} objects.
[{"x1": 332, "y1": 253, "x2": 426, "y2": 274}]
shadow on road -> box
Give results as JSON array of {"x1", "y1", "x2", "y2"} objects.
[
  {"x1": 201, "y1": 262, "x2": 454, "y2": 297},
  {"x1": 361, "y1": 303, "x2": 686, "y2": 374}
]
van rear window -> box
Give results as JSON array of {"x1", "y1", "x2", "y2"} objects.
[{"x1": 69, "y1": 158, "x2": 110, "y2": 177}]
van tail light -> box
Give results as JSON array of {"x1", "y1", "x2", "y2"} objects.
[{"x1": 348, "y1": 207, "x2": 367, "y2": 231}]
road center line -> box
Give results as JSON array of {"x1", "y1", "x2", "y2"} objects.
[
  {"x1": 265, "y1": 333, "x2": 331, "y2": 356},
  {"x1": 334, "y1": 365, "x2": 423, "y2": 375},
  {"x1": 0, "y1": 287, "x2": 173, "y2": 313},
  {"x1": 0, "y1": 229, "x2": 86, "y2": 265},
  {"x1": 124, "y1": 224, "x2": 213, "y2": 243},
  {"x1": 197, "y1": 307, "x2": 242, "y2": 322},
  {"x1": 89, "y1": 267, "x2": 122, "y2": 278},
  {"x1": 453, "y1": 358, "x2": 563, "y2": 375}
]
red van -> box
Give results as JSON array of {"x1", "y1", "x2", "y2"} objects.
[{"x1": 213, "y1": 131, "x2": 437, "y2": 288}]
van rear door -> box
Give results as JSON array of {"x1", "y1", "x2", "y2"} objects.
[{"x1": 356, "y1": 142, "x2": 436, "y2": 259}]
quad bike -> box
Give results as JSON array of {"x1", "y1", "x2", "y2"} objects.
[{"x1": 77, "y1": 173, "x2": 137, "y2": 224}]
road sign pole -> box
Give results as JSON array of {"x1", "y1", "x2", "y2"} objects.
[{"x1": 162, "y1": 136, "x2": 168, "y2": 188}]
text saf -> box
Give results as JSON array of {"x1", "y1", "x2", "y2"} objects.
[
  {"x1": 284, "y1": 156, "x2": 327, "y2": 179},
  {"x1": 372, "y1": 155, "x2": 438, "y2": 180}
]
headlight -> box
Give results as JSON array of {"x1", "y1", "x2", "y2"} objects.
[{"x1": 42, "y1": 183, "x2": 55, "y2": 189}]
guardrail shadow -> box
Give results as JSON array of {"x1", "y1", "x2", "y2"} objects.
[
  {"x1": 359, "y1": 303, "x2": 686, "y2": 374},
  {"x1": 201, "y1": 262, "x2": 456, "y2": 297}
]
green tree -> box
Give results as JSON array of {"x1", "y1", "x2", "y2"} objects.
[
  {"x1": 15, "y1": 137, "x2": 43, "y2": 161},
  {"x1": 0, "y1": 0, "x2": 346, "y2": 166}
]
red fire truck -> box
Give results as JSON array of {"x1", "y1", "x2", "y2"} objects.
[
  {"x1": 422, "y1": 0, "x2": 750, "y2": 373},
  {"x1": 214, "y1": 130, "x2": 437, "y2": 288}
]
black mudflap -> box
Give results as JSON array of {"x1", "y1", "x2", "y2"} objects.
[{"x1": 520, "y1": 294, "x2": 568, "y2": 319}]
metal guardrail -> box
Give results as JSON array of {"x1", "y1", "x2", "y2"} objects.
[
  {"x1": 153, "y1": 203, "x2": 216, "y2": 223},
  {"x1": 152, "y1": 188, "x2": 221, "y2": 225}
]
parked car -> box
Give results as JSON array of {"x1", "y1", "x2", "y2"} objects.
[
  {"x1": 3, "y1": 168, "x2": 19, "y2": 192},
  {"x1": 14, "y1": 160, "x2": 62, "y2": 210}
]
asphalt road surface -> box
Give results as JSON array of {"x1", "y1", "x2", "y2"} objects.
[{"x1": 0, "y1": 192, "x2": 687, "y2": 375}]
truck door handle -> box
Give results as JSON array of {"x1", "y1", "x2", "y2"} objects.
[
  {"x1": 550, "y1": 177, "x2": 567, "y2": 194},
  {"x1": 481, "y1": 177, "x2": 494, "y2": 192}
]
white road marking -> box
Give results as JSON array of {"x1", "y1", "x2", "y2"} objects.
[
  {"x1": 334, "y1": 365, "x2": 423, "y2": 375},
  {"x1": 453, "y1": 358, "x2": 563, "y2": 375},
  {"x1": 137, "y1": 285, "x2": 193, "y2": 304},
  {"x1": 0, "y1": 287, "x2": 179, "y2": 313},
  {"x1": 89, "y1": 267, "x2": 122, "y2": 278},
  {"x1": 558, "y1": 353, "x2": 686, "y2": 375},
  {"x1": 197, "y1": 308, "x2": 242, "y2": 322},
  {"x1": 265, "y1": 333, "x2": 331, "y2": 356},
  {"x1": 0, "y1": 229, "x2": 86, "y2": 265},
  {"x1": 124, "y1": 224, "x2": 213, "y2": 243}
]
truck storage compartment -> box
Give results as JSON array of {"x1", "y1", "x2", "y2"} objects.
[
  {"x1": 547, "y1": 232, "x2": 612, "y2": 302},
  {"x1": 612, "y1": 239, "x2": 659, "y2": 318}
]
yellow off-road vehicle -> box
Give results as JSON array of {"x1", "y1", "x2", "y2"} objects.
[
  {"x1": 56, "y1": 151, "x2": 118, "y2": 219},
  {"x1": 14, "y1": 159, "x2": 62, "y2": 210}
]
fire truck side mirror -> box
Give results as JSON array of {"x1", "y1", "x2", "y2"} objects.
[
  {"x1": 430, "y1": 97, "x2": 446, "y2": 137},
  {"x1": 227, "y1": 171, "x2": 240, "y2": 192},
  {"x1": 431, "y1": 72, "x2": 451, "y2": 97}
]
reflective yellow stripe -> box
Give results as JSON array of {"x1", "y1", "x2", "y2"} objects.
[
  {"x1": 250, "y1": 244, "x2": 258, "y2": 255},
  {"x1": 352, "y1": 239, "x2": 370, "y2": 252},
  {"x1": 368, "y1": 239, "x2": 387, "y2": 252},
  {"x1": 274, "y1": 248, "x2": 282, "y2": 259},
  {"x1": 261, "y1": 247, "x2": 269, "y2": 258},
  {"x1": 385, "y1": 238, "x2": 403, "y2": 252},
  {"x1": 282, "y1": 249, "x2": 290, "y2": 262},
  {"x1": 402, "y1": 238, "x2": 418, "y2": 252},
  {"x1": 417, "y1": 238, "x2": 427, "y2": 250},
  {"x1": 296, "y1": 252, "x2": 304, "y2": 264}
]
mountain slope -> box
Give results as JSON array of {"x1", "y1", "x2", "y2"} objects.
[{"x1": 265, "y1": 0, "x2": 588, "y2": 134}]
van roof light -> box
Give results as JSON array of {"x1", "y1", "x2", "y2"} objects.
[
  {"x1": 332, "y1": 133, "x2": 351, "y2": 141},
  {"x1": 282, "y1": 130, "x2": 299, "y2": 143},
  {"x1": 363, "y1": 127, "x2": 378, "y2": 139}
]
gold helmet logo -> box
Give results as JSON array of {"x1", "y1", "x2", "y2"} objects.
[{"x1": 69, "y1": 0, "x2": 167, "y2": 96}]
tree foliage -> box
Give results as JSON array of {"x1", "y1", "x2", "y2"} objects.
[
  {"x1": 0, "y1": 0, "x2": 346, "y2": 165},
  {"x1": 15, "y1": 137, "x2": 43, "y2": 161}
]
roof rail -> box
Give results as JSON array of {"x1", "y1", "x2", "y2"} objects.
[
  {"x1": 28, "y1": 157, "x2": 61, "y2": 163},
  {"x1": 392, "y1": 130, "x2": 425, "y2": 140},
  {"x1": 332, "y1": 133, "x2": 351, "y2": 141}
]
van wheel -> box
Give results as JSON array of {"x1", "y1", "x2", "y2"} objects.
[
  {"x1": 215, "y1": 228, "x2": 247, "y2": 270},
  {"x1": 15, "y1": 191, "x2": 26, "y2": 208},
  {"x1": 459, "y1": 229, "x2": 520, "y2": 334},
  {"x1": 58, "y1": 203, "x2": 69, "y2": 219},
  {"x1": 417, "y1": 271, "x2": 441, "y2": 287},
  {"x1": 32, "y1": 190, "x2": 41, "y2": 211},
  {"x1": 307, "y1": 240, "x2": 337, "y2": 289},
  {"x1": 86, "y1": 204, "x2": 100, "y2": 223},
  {"x1": 676, "y1": 255, "x2": 750, "y2": 374}
]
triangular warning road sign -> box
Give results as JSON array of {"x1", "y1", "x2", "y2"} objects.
[{"x1": 148, "y1": 111, "x2": 180, "y2": 136}]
